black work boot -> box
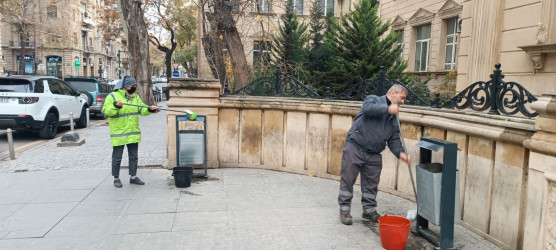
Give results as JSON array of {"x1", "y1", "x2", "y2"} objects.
[
  {"x1": 130, "y1": 177, "x2": 145, "y2": 185},
  {"x1": 114, "y1": 178, "x2": 122, "y2": 188},
  {"x1": 340, "y1": 213, "x2": 353, "y2": 225},
  {"x1": 362, "y1": 210, "x2": 381, "y2": 223}
]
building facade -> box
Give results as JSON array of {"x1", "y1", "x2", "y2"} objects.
[
  {"x1": 0, "y1": 0, "x2": 128, "y2": 80},
  {"x1": 197, "y1": 0, "x2": 556, "y2": 97}
]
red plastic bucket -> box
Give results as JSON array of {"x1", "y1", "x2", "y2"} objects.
[{"x1": 378, "y1": 215, "x2": 411, "y2": 250}]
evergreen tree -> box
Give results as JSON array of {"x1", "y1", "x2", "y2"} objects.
[
  {"x1": 306, "y1": 0, "x2": 326, "y2": 90},
  {"x1": 272, "y1": 0, "x2": 310, "y2": 79},
  {"x1": 325, "y1": 0, "x2": 407, "y2": 93},
  {"x1": 311, "y1": 8, "x2": 337, "y2": 94}
]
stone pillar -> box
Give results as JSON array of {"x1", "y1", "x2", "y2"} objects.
[
  {"x1": 166, "y1": 78, "x2": 221, "y2": 169},
  {"x1": 457, "y1": 0, "x2": 504, "y2": 92},
  {"x1": 522, "y1": 94, "x2": 556, "y2": 250}
]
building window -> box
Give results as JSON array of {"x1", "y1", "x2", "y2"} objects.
[
  {"x1": 294, "y1": 0, "x2": 304, "y2": 15},
  {"x1": 253, "y1": 41, "x2": 271, "y2": 64},
  {"x1": 396, "y1": 30, "x2": 404, "y2": 60},
  {"x1": 444, "y1": 18, "x2": 458, "y2": 71},
  {"x1": 47, "y1": 5, "x2": 57, "y2": 18},
  {"x1": 253, "y1": 0, "x2": 272, "y2": 13},
  {"x1": 318, "y1": 0, "x2": 334, "y2": 16},
  {"x1": 414, "y1": 24, "x2": 431, "y2": 72}
]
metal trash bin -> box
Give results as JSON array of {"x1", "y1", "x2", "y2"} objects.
[
  {"x1": 416, "y1": 163, "x2": 460, "y2": 225},
  {"x1": 415, "y1": 137, "x2": 458, "y2": 249}
]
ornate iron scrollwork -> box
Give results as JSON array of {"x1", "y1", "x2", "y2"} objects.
[
  {"x1": 231, "y1": 67, "x2": 321, "y2": 98},
  {"x1": 335, "y1": 67, "x2": 431, "y2": 106},
  {"x1": 448, "y1": 63, "x2": 538, "y2": 117}
]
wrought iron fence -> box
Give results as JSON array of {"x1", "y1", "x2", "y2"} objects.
[
  {"x1": 334, "y1": 67, "x2": 430, "y2": 106},
  {"x1": 442, "y1": 63, "x2": 538, "y2": 118},
  {"x1": 223, "y1": 63, "x2": 539, "y2": 117},
  {"x1": 225, "y1": 66, "x2": 430, "y2": 105},
  {"x1": 230, "y1": 66, "x2": 321, "y2": 98}
]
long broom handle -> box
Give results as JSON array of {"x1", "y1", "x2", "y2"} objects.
[
  {"x1": 397, "y1": 115, "x2": 418, "y2": 200},
  {"x1": 122, "y1": 103, "x2": 194, "y2": 114}
]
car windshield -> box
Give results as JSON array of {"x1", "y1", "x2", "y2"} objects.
[
  {"x1": 66, "y1": 81, "x2": 96, "y2": 92},
  {"x1": 0, "y1": 79, "x2": 34, "y2": 93}
]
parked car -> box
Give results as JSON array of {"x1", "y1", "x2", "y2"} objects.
[
  {"x1": 64, "y1": 77, "x2": 112, "y2": 117},
  {"x1": 0, "y1": 75, "x2": 89, "y2": 139},
  {"x1": 108, "y1": 79, "x2": 120, "y2": 90},
  {"x1": 152, "y1": 86, "x2": 162, "y2": 102}
]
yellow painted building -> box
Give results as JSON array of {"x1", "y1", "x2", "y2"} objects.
[{"x1": 0, "y1": 0, "x2": 127, "y2": 80}]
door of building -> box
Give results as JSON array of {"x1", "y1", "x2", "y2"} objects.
[{"x1": 46, "y1": 56, "x2": 63, "y2": 78}]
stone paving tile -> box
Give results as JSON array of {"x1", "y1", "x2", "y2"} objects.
[
  {"x1": 100, "y1": 232, "x2": 171, "y2": 250},
  {"x1": 169, "y1": 228, "x2": 233, "y2": 250},
  {"x1": 112, "y1": 213, "x2": 175, "y2": 234},
  {"x1": 45, "y1": 215, "x2": 120, "y2": 237},
  {"x1": 0, "y1": 236, "x2": 106, "y2": 250},
  {"x1": 172, "y1": 211, "x2": 229, "y2": 231}
]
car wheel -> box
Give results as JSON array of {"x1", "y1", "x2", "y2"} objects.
[
  {"x1": 76, "y1": 106, "x2": 88, "y2": 128},
  {"x1": 38, "y1": 113, "x2": 58, "y2": 139}
]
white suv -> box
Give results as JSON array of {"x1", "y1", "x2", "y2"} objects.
[{"x1": 0, "y1": 75, "x2": 89, "y2": 139}]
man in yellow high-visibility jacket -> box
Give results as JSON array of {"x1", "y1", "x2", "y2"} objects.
[{"x1": 102, "y1": 76, "x2": 158, "y2": 188}]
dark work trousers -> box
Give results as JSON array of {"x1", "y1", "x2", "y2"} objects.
[
  {"x1": 338, "y1": 141, "x2": 383, "y2": 215},
  {"x1": 112, "y1": 143, "x2": 139, "y2": 178}
]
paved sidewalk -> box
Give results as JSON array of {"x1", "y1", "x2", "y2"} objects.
[{"x1": 0, "y1": 101, "x2": 500, "y2": 249}]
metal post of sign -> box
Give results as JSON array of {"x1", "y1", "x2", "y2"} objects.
[
  {"x1": 7, "y1": 128, "x2": 15, "y2": 160},
  {"x1": 70, "y1": 112, "x2": 74, "y2": 131},
  {"x1": 86, "y1": 108, "x2": 90, "y2": 128}
]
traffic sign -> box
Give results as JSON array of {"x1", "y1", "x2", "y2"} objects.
[
  {"x1": 172, "y1": 70, "x2": 179, "y2": 77},
  {"x1": 172, "y1": 62, "x2": 180, "y2": 70}
]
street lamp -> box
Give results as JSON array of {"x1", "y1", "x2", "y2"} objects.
[{"x1": 117, "y1": 50, "x2": 128, "y2": 79}]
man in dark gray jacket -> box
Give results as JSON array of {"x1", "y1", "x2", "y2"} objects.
[{"x1": 338, "y1": 84, "x2": 411, "y2": 225}]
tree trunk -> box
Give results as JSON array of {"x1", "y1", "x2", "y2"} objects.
[
  {"x1": 219, "y1": 1, "x2": 249, "y2": 89},
  {"x1": 205, "y1": 11, "x2": 227, "y2": 87},
  {"x1": 223, "y1": 29, "x2": 249, "y2": 89},
  {"x1": 165, "y1": 51, "x2": 172, "y2": 79},
  {"x1": 117, "y1": 0, "x2": 154, "y2": 105},
  {"x1": 18, "y1": 30, "x2": 26, "y2": 75}
]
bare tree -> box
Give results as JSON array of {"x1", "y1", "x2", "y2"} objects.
[
  {"x1": 117, "y1": 0, "x2": 154, "y2": 105},
  {"x1": 0, "y1": 0, "x2": 37, "y2": 74},
  {"x1": 202, "y1": 0, "x2": 249, "y2": 88},
  {"x1": 98, "y1": 0, "x2": 124, "y2": 44}
]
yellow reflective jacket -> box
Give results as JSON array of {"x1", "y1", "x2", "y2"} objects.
[{"x1": 102, "y1": 89, "x2": 153, "y2": 146}]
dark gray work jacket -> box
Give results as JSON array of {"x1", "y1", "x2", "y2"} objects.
[{"x1": 345, "y1": 95, "x2": 403, "y2": 158}]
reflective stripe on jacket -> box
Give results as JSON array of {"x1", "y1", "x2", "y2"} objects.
[{"x1": 102, "y1": 89, "x2": 152, "y2": 146}]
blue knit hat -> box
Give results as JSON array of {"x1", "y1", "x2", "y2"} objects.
[{"x1": 113, "y1": 75, "x2": 137, "y2": 90}]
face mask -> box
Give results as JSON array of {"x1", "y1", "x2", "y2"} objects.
[{"x1": 127, "y1": 87, "x2": 137, "y2": 94}]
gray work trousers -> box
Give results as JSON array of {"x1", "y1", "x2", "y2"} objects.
[
  {"x1": 112, "y1": 143, "x2": 138, "y2": 178},
  {"x1": 338, "y1": 141, "x2": 383, "y2": 215}
]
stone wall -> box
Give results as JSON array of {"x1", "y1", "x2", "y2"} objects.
[{"x1": 167, "y1": 78, "x2": 556, "y2": 249}]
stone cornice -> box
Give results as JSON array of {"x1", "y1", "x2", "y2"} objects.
[
  {"x1": 408, "y1": 8, "x2": 434, "y2": 26},
  {"x1": 391, "y1": 15, "x2": 406, "y2": 30},
  {"x1": 438, "y1": 0, "x2": 463, "y2": 20},
  {"x1": 168, "y1": 78, "x2": 221, "y2": 89},
  {"x1": 220, "y1": 96, "x2": 362, "y2": 116}
]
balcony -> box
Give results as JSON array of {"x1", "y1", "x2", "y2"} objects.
[
  {"x1": 83, "y1": 46, "x2": 94, "y2": 52},
  {"x1": 9, "y1": 41, "x2": 34, "y2": 48}
]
